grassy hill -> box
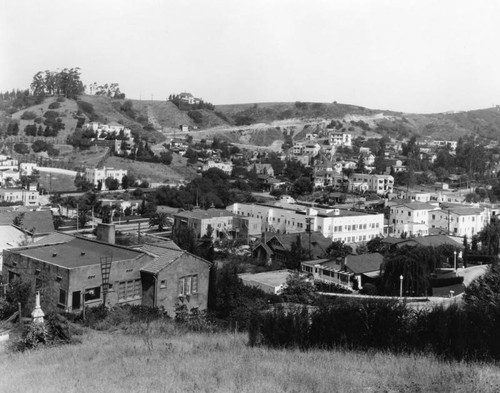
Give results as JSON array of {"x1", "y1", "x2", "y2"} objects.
[
  {"x1": 103, "y1": 153, "x2": 197, "y2": 184},
  {"x1": 4, "y1": 93, "x2": 500, "y2": 166},
  {"x1": 1, "y1": 327, "x2": 498, "y2": 393}
]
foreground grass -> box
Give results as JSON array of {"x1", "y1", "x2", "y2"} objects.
[{"x1": 0, "y1": 324, "x2": 499, "y2": 393}]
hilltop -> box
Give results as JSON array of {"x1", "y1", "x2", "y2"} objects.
[{"x1": 3, "y1": 91, "x2": 500, "y2": 175}]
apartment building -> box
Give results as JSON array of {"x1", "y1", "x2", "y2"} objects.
[
  {"x1": 391, "y1": 203, "x2": 487, "y2": 239},
  {"x1": 429, "y1": 207, "x2": 486, "y2": 238},
  {"x1": 227, "y1": 202, "x2": 385, "y2": 245},
  {"x1": 348, "y1": 173, "x2": 394, "y2": 195},
  {"x1": 390, "y1": 202, "x2": 440, "y2": 237},
  {"x1": 329, "y1": 132, "x2": 352, "y2": 147}
]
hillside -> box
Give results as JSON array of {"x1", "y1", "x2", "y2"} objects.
[
  {"x1": 103, "y1": 153, "x2": 197, "y2": 184},
  {"x1": 3, "y1": 93, "x2": 500, "y2": 165},
  {"x1": 1, "y1": 328, "x2": 498, "y2": 393}
]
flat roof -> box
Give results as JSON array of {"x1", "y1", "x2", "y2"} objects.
[
  {"x1": 13, "y1": 237, "x2": 145, "y2": 269},
  {"x1": 174, "y1": 208, "x2": 234, "y2": 219}
]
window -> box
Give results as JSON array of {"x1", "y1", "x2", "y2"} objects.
[
  {"x1": 8, "y1": 271, "x2": 20, "y2": 283},
  {"x1": 85, "y1": 286, "x2": 101, "y2": 302},
  {"x1": 36, "y1": 278, "x2": 43, "y2": 290},
  {"x1": 160, "y1": 280, "x2": 167, "y2": 289},
  {"x1": 178, "y1": 275, "x2": 198, "y2": 296},
  {"x1": 59, "y1": 289, "x2": 67, "y2": 306},
  {"x1": 117, "y1": 279, "x2": 141, "y2": 301}
]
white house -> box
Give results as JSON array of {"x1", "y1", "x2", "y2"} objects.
[
  {"x1": 84, "y1": 167, "x2": 127, "y2": 190},
  {"x1": 202, "y1": 161, "x2": 233, "y2": 175}
]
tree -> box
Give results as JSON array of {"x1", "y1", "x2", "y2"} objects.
[
  {"x1": 463, "y1": 264, "x2": 500, "y2": 312},
  {"x1": 14, "y1": 143, "x2": 29, "y2": 155},
  {"x1": 326, "y1": 240, "x2": 353, "y2": 259},
  {"x1": 74, "y1": 173, "x2": 94, "y2": 192},
  {"x1": 367, "y1": 236, "x2": 384, "y2": 253},
  {"x1": 13, "y1": 213, "x2": 25, "y2": 227},
  {"x1": 280, "y1": 272, "x2": 317, "y2": 305},
  {"x1": 355, "y1": 155, "x2": 367, "y2": 173},
  {"x1": 104, "y1": 177, "x2": 119, "y2": 191},
  {"x1": 149, "y1": 212, "x2": 170, "y2": 231},
  {"x1": 172, "y1": 224, "x2": 198, "y2": 254},
  {"x1": 286, "y1": 235, "x2": 311, "y2": 270},
  {"x1": 478, "y1": 217, "x2": 500, "y2": 259},
  {"x1": 77, "y1": 208, "x2": 90, "y2": 229},
  {"x1": 292, "y1": 177, "x2": 313, "y2": 196}
]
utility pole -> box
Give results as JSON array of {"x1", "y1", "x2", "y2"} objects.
[{"x1": 76, "y1": 203, "x2": 79, "y2": 232}]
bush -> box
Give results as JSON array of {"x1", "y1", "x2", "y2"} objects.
[
  {"x1": 48, "y1": 102, "x2": 61, "y2": 109},
  {"x1": 429, "y1": 275, "x2": 464, "y2": 288},
  {"x1": 187, "y1": 110, "x2": 203, "y2": 125},
  {"x1": 43, "y1": 110, "x2": 59, "y2": 120},
  {"x1": 21, "y1": 110, "x2": 37, "y2": 120},
  {"x1": 13, "y1": 322, "x2": 48, "y2": 351},
  {"x1": 56, "y1": 97, "x2": 66, "y2": 103},
  {"x1": 34, "y1": 116, "x2": 43, "y2": 124}
]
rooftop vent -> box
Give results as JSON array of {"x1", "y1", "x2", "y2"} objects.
[
  {"x1": 52, "y1": 252, "x2": 57, "y2": 257},
  {"x1": 81, "y1": 251, "x2": 86, "y2": 256}
]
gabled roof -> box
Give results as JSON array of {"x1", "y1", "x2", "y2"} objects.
[
  {"x1": 266, "y1": 232, "x2": 331, "y2": 259},
  {"x1": 140, "y1": 250, "x2": 211, "y2": 274},
  {"x1": 399, "y1": 235, "x2": 464, "y2": 248}
]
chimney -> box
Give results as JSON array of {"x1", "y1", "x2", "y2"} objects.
[{"x1": 96, "y1": 222, "x2": 115, "y2": 244}]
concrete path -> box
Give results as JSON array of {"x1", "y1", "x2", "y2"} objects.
[{"x1": 457, "y1": 265, "x2": 488, "y2": 286}]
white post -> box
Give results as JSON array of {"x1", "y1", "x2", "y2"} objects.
[
  {"x1": 31, "y1": 291, "x2": 45, "y2": 324},
  {"x1": 399, "y1": 275, "x2": 403, "y2": 298}
]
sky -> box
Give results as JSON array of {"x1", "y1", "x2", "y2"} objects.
[{"x1": 1, "y1": 0, "x2": 499, "y2": 114}]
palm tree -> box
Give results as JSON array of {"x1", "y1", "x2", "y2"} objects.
[{"x1": 149, "y1": 212, "x2": 170, "y2": 231}]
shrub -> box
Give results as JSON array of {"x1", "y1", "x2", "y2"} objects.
[
  {"x1": 13, "y1": 322, "x2": 48, "y2": 351},
  {"x1": 77, "y1": 100, "x2": 94, "y2": 115},
  {"x1": 429, "y1": 275, "x2": 464, "y2": 288},
  {"x1": 21, "y1": 111, "x2": 37, "y2": 120},
  {"x1": 56, "y1": 97, "x2": 66, "y2": 103},
  {"x1": 48, "y1": 102, "x2": 61, "y2": 109},
  {"x1": 34, "y1": 117, "x2": 43, "y2": 124},
  {"x1": 43, "y1": 110, "x2": 59, "y2": 120},
  {"x1": 187, "y1": 110, "x2": 203, "y2": 125}
]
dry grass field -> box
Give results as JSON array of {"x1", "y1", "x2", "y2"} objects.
[
  {"x1": 104, "y1": 154, "x2": 197, "y2": 184},
  {"x1": 0, "y1": 326, "x2": 499, "y2": 393}
]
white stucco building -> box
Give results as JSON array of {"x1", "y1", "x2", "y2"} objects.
[
  {"x1": 84, "y1": 167, "x2": 127, "y2": 190},
  {"x1": 227, "y1": 202, "x2": 385, "y2": 245}
]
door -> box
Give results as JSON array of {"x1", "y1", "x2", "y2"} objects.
[{"x1": 72, "y1": 291, "x2": 81, "y2": 310}]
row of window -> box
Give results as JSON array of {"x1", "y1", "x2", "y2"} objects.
[{"x1": 332, "y1": 234, "x2": 375, "y2": 243}]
